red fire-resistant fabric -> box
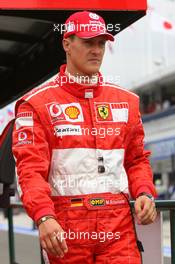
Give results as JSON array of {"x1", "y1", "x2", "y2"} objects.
[
  {"x1": 47, "y1": 193, "x2": 141, "y2": 264},
  {"x1": 12, "y1": 64, "x2": 156, "y2": 223}
]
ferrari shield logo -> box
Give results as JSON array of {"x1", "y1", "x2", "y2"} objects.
[{"x1": 97, "y1": 105, "x2": 109, "y2": 119}]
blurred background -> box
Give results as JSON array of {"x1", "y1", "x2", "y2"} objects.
[{"x1": 0, "y1": 0, "x2": 175, "y2": 263}]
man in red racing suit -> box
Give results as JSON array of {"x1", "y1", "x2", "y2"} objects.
[{"x1": 12, "y1": 11, "x2": 157, "y2": 264}]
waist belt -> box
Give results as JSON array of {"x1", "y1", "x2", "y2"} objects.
[{"x1": 52, "y1": 192, "x2": 129, "y2": 210}]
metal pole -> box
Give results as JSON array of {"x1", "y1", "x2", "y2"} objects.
[
  {"x1": 170, "y1": 209, "x2": 175, "y2": 264},
  {"x1": 7, "y1": 207, "x2": 16, "y2": 264}
]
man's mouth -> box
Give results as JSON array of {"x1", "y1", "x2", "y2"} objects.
[{"x1": 88, "y1": 59, "x2": 101, "y2": 63}]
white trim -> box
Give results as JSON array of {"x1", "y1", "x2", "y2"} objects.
[
  {"x1": 103, "y1": 83, "x2": 139, "y2": 98},
  {"x1": 25, "y1": 84, "x2": 58, "y2": 101},
  {"x1": 15, "y1": 116, "x2": 33, "y2": 130}
]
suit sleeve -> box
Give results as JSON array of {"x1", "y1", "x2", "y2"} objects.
[
  {"x1": 12, "y1": 101, "x2": 56, "y2": 222},
  {"x1": 124, "y1": 97, "x2": 157, "y2": 199}
]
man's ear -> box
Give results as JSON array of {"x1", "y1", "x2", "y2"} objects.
[{"x1": 62, "y1": 38, "x2": 71, "y2": 53}]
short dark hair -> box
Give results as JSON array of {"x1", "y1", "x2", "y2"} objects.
[{"x1": 68, "y1": 35, "x2": 75, "y2": 41}]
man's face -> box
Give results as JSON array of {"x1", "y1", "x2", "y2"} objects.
[{"x1": 63, "y1": 35, "x2": 107, "y2": 76}]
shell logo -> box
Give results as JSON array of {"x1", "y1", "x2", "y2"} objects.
[{"x1": 65, "y1": 106, "x2": 80, "y2": 119}]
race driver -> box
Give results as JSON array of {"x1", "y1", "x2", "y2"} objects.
[{"x1": 12, "y1": 11, "x2": 157, "y2": 264}]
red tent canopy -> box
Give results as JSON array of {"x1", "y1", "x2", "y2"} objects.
[{"x1": 0, "y1": 0, "x2": 147, "y2": 10}]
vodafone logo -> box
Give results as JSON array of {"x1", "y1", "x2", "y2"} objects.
[
  {"x1": 18, "y1": 131, "x2": 27, "y2": 141},
  {"x1": 49, "y1": 103, "x2": 62, "y2": 117},
  {"x1": 46, "y1": 102, "x2": 66, "y2": 123},
  {"x1": 15, "y1": 128, "x2": 33, "y2": 146}
]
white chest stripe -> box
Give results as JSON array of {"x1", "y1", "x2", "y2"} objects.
[{"x1": 48, "y1": 148, "x2": 128, "y2": 196}]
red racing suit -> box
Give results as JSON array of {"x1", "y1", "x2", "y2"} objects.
[{"x1": 12, "y1": 64, "x2": 156, "y2": 264}]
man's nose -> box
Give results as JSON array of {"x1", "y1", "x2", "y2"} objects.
[{"x1": 91, "y1": 45, "x2": 102, "y2": 55}]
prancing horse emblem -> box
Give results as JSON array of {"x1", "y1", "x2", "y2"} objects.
[{"x1": 97, "y1": 105, "x2": 109, "y2": 119}]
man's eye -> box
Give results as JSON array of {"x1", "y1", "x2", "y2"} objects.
[
  {"x1": 84, "y1": 40, "x2": 91, "y2": 45},
  {"x1": 99, "y1": 41, "x2": 106, "y2": 46}
]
